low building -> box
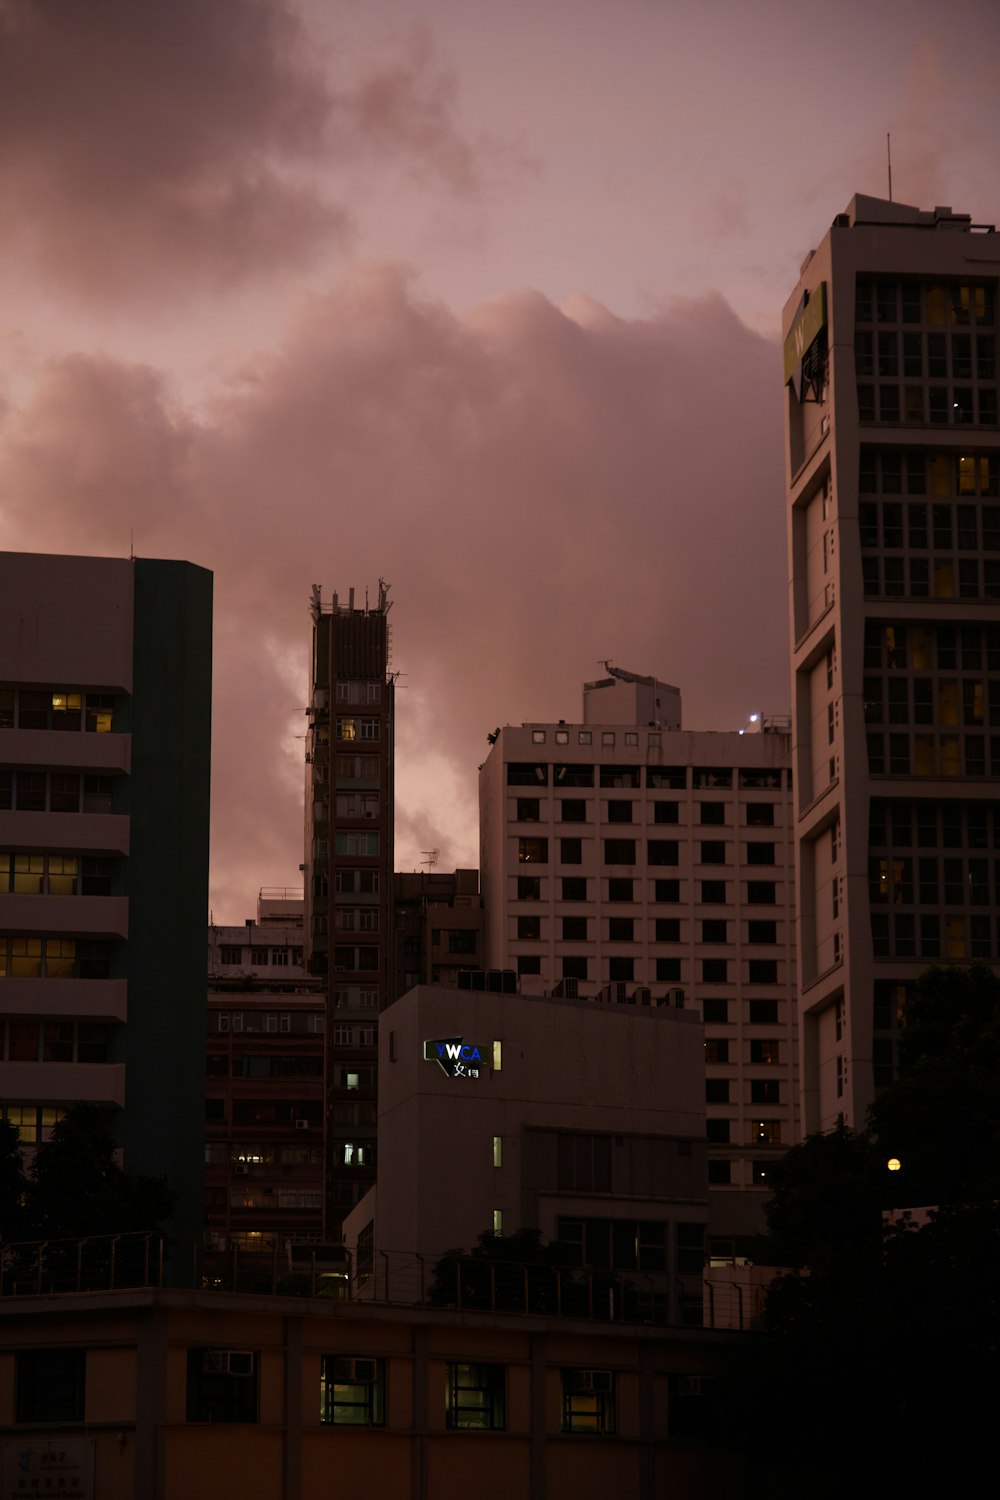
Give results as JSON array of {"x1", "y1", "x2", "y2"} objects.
[{"x1": 345, "y1": 981, "x2": 707, "y2": 1326}]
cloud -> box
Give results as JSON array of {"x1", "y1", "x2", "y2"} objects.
[
  {"x1": 0, "y1": 2, "x2": 493, "y2": 303},
  {"x1": 0, "y1": 270, "x2": 788, "y2": 918}
]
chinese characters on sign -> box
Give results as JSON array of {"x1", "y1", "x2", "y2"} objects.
[{"x1": 423, "y1": 1037, "x2": 485, "y2": 1079}]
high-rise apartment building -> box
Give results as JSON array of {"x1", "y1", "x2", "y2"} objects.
[
  {"x1": 783, "y1": 195, "x2": 1000, "y2": 1130},
  {"x1": 0, "y1": 552, "x2": 212, "y2": 1247},
  {"x1": 392, "y1": 867, "x2": 484, "y2": 1000},
  {"x1": 304, "y1": 583, "x2": 394, "y2": 1239},
  {"x1": 479, "y1": 671, "x2": 795, "y2": 1234}
]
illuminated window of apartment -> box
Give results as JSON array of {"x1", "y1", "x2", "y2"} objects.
[
  {"x1": 492, "y1": 1209, "x2": 503, "y2": 1234},
  {"x1": 561, "y1": 1369, "x2": 615, "y2": 1435},
  {"x1": 187, "y1": 1349, "x2": 259, "y2": 1424},
  {"x1": 446, "y1": 1363, "x2": 505, "y2": 1430},
  {"x1": 518, "y1": 838, "x2": 548, "y2": 864},
  {"x1": 16, "y1": 1349, "x2": 86, "y2": 1423},
  {"x1": 753, "y1": 1120, "x2": 782, "y2": 1145},
  {"x1": 337, "y1": 717, "x2": 356, "y2": 741},
  {"x1": 321, "y1": 1356, "x2": 384, "y2": 1426},
  {"x1": 750, "y1": 1040, "x2": 780, "y2": 1065}
]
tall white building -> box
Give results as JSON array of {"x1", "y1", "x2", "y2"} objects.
[
  {"x1": 479, "y1": 672, "x2": 796, "y2": 1234},
  {"x1": 783, "y1": 195, "x2": 1000, "y2": 1131}
]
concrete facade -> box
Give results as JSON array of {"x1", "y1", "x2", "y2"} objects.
[
  {"x1": 0, "y1": 552, "x2": 212, "y2": 1247},
  {"x1": 392, "y1": 868, "x2": 484, "y2": 1000},
  {"x1": 783, "y1": 196, "x2": 1000, "y2": 1129},
  {"x1": 478, "y1": 682, "x2": 796, "y2": 1234}
]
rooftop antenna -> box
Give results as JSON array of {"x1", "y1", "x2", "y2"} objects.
[
  {"x1": 887, "y1": 132, "x2": 893, "y2": 203},
  {"x1": 421, "y1": 848, "x2": 440, "y2": 870}
]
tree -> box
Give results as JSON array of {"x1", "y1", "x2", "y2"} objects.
[
  {"x1": 21, "y1": 1105, "x2": 174, "y2": 1240},
  {"x1": 0, "y1": 1117, "x2": 29, "y2": 1243}
]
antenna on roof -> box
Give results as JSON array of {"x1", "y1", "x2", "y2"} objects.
[
  {"x1": 421, "y1": 848, "x2": 440, "y2": 870},
  {"x1": 887, "y1": 132, "x2": 893, "y2": 202}
]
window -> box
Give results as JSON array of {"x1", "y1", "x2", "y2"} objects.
[
  {"x1": 700, "y1": 842, "x2": 726, "y2": 865},
  {"x1": 608, "y1": 916, "x2": 633, "y2": 942},
  {"x1": 654, "y1": 879, "x2": 680, "y2": 902},
  {"x1": 705, "y1": 1039, "x2": 729, "y2": 1064},
  {"x1": 607, "y1": 800, "x2": 632, "y2": 823},
  {"x1": 655, "y1": 918, "x2": 680, "y2": 942},
  {"x1": 749, "y1": 1000, "x2": 779, "y2": 1025},
  {"x1": 747, "y1": 881, "x2": 776, "y2": 905},
  {"x1": 555, "y1": 730, "x2": 569, "y2": 745},
  {"x1": 747, "y1": 920, "x2": 777, "y2": 944},
  {"x1": 517, "y1": 916, "x2": 541, "y2": 940},
  {"x1": 562, "y1": 916, "x2": 587, "y2": 941},
  {"x1": 562, "y1": 955, "x2": 588, "y2": 980},
  {"x1": 706, "y1": 1119, "x2": 731, "y2": 1143},
  {"x1": 446, "y1": 1363, "x2": 505, "y2": 1430},
  {"x1": 561, "y1": 799, "x2": 587, "y2": 822},
  {"x1": 562, "y1": 1369, "x2": 615, "y2": 1434},
  {"x1": 648, "y1": 840, "x2": 679, "y2": 866},
  {"x1": 750, "y1": 1040, "x2": 780, "y2": 1065},
  {"x1": 750, "y1": 1080, "x2": 781, "y2": 1105},
  {"x1": 656, "y1": 958, "x2": 681, "y2": 981},
  {"x1": 746, "y1": 803, "x2": 775, "y2": 826},
  {"x1": 531, "y1": 730, "x2": 546, "y2": 744},
  {"x1": 702, "y1": 959, "x2": 728, "y2": 983},
  {"x1": 562, "y1": 877, "x2": 587, "y2": 901},
  {"x1": 701, "y1": 919, "x2": 727, "y2": 943},
  {"x1": 608, "y1": 878, "x2": 633, "y2": 901},
  {"x1": 517, "y1": 955, "x2": 541, "y2": 976},
  {"x1": 16, "y1": 1349, "x2": 86, "y2": 1423},
  {"x1": 654, "y1": 801, "x2": 679, "y2": 824},
  {"x1": 705, "y1": 1079, "x2": 730, "y2": 1103},
  {"x1": 753, "y1": 1119, "x2": 782, "y2": 1145},
  {"x1": 516, "y1": 798, "x2": 540, "y2": 822},
  {"x1": 748, "y1": 959, "x2": 778, "y2": 984},
  {"x1": 707, "y1": 1160, "x2": 732, "y2": 1185},
  {"x1": 187, "y1": 1349, "x2": 259, "y2": 1424},
  {"x1": 699, "y1": 802, "x2": 725, "y2": 825},
  {"x1": 518, "y1": 838, "x2": 548, "y2": 864},
  {"x1": 609, "y1": 956, "x2": 634, "y2": 981},
  {"x1": 603, "y1": 839, "x2": 635, "y2": 865},
  {"x1": 517, "y1": 876, "x2": 541, "y2": 900},
  {"x1": 560, "y1": 838, "x2": 583, "y2": 864},
  {"x1": 700, "y1": 880, "x2": 726, "y2": 904},
  {"x1": 702, "y1": 999, "x2": 729, "y2": 1023},
  {"x1": 746, "y1": 842, "x2": 775, "y2": 866},
  {"x1": 557, "y1": 1132, "x2": 611, "y2": 1192},
  {"x1": 321, "y1": 1356, "x2": 385, "y2": 1426}
]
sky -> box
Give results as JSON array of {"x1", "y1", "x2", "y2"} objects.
[{"x1": 0, "y1": 0, "x2": 998, "y2": 921}]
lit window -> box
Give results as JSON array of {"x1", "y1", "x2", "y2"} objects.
[
  {"x1": 562, "y1": 1369, "x2": 615, "y2": 1434},
  {"x1": 493, "y1": 1135, "x2": 503, "y2": 1167},
  {"x1": 446, "y1": 1363, "x2": 505, "y2": 1430},
  {"x1": 531, "y1": 730, "x2": 546, "y2": 744},
  {"x1": 320, "y1": 1356, "x2": 384, "y2": 1426}
]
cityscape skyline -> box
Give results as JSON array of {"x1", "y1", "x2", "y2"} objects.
[{"x1": 0, "y1": 2, "x2": 997, "y2": 922}]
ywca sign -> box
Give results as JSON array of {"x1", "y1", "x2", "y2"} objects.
[{"x1": 424, "y1": 1037, "x2": 485, "y2": 1079}]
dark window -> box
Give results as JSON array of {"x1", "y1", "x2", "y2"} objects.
[
  {"x1": 186, "y1": 1349, "x2": 259, "y2": 1424},
  {"x1": 653, "y1": 801, "x2": 679, "y2": 824},
  {"x1": 604, "y1": 839, "x2": 636, "y2": 865},
  {"x1": 562, "y1": 916, "x2": 587, "y2": 941},
  {"x1": 648, "y1": 840, "x2": 679, "y2": 866},
  {"x1": 516, "y1": 798, "x2": 540, "y2": 822},
  {"x1": 746, "y1": 802, "x2": 775, "y2": 826},
  {"x1": 562, "y1": 877, "x2": 587, "y2": 901},
  {"x1": 607, "y1": 800, "x2": 633, "y2": 823},
  {"x1": 706, "y1": 1119, "x2": 731, "y2": 1143},
  {"x1": 517, "y1": 916, "x2": 541, "y2": 940},
  {"x1": 562, "y1": 955, "x2": 588, "y2": 980},
  {"x1": 16, "y1": 1349, "x2": 86, "y2": 1423},
  {"x1": 702, "y1": 999, "x2": 729, "y2": 1023},
  {"x1": 560, "y1": 837, "x2": 583, "y2": 864},
  {"x1": 701, "y1": 880, "x2": 727, "y2": 903},
  {"x1": 668, "y1": 1374, "x2": 723, "y2": 1440},
  {"x1": 747, "y1": 920, "x2": 777, "y2": 944},
  {"x1": 654, "y1": 879, "x2": 680, "y2": 903},
  {"x1": 516, "y1": 955, "x2": 541, "y2": 976},
  {"x1": 746, "y1": 842, "x2": 775, "y2": 866},
  {"x1": 699, "y1": 802, "x2": 725, "y2": 825},
  {"x1": 554, "y1": 763, "x2": 593, "y2": 787},
  {"x1": 655, "y1": 918, "x2": 680, "y2": 942},
  {"x1": 750, "y1": 1079, "x2": 781, "y2": 1105},
  {"x1": 700, "y1": 842, "x2": 726, "y2": 865},
  {"x1": 320, "y1": 1356, "x2": 385, "y2": 1426},
  {"x1": 702, "y1": 959, "x2": 728, "y2": 983},
  {"x1": 608, "y1": 878, "x2": 633, "y2": 902},
  {"x1": 608, "y1": 917, "x2": 634, "y2": 942},
  {"x1": 747, "y1": 881, "x2": 776, "y2": 904},
  {"x1": 517, "y1": 876, "x2": 541, "y2": 901},
  {"x1": 446, "y1": 1363, "x2": 505, "y2": 1430},
  {"x1": 609, "y1": 956, "x2": 634, "y2": 982},
  {"x1": 701, "y1": 919, "x2": 727, "y2": 943},
  {"x1": 560, "y1": 799, "x2": 587, "y2": 822},
  {"x1": 750, "y1": 1040, "x2": 780, "y2": 1065},
  {"x1": 749, "y1": 1000, "x2": 779, "y2": 1025},
  {"x1": 705, "y1": 1039, "x2": 729, "y2": 1064},
  {"x1": 600, "y1": 765, "x2": 640, "y2": 788},
  {"x1": 656, "y1": 957, "x2": 681, "y2": 981},
  {"x1": 748, "y1": 960, "x2": 778, "y2": 984},
  {"x1": 508, "y1": 762, "x2": 549, "y2": 786},
  {"x1": 707, "y1": 1160, "x2": 731, "y2": 1185},
  {"x1": 705, "y1": 1079, "x2": 730, "y2": 1104},
  {"x1": 557, "y1": 1133, "x2": 611, "y2": 1192}
]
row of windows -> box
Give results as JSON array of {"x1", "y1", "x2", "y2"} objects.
[
  {"x1": 516, "y1": 838, "x2": 778, "y2": 867},
  {"x1": 513, "y1": 798, "x2": 776, "y2": 827},
  {"x1": 0, "y1": 1018, "x2": 111, "y2": 1063},
  {"x1": 0, "y1": 1105, "x2": 63, "y2": 1143},
  {"x1": 706, "y1": 1039, "x2": 780, "y2": 1065},
  {"x1": 855, "y1": 279, "x2": 996, "y2": 328},
  {"x1": 207, "y1": 1055, "x2": 324, "y2": 1080},
  {"x1": 216, "y1": 945, "x2": 304, "y2": 966},
  {"x1": 707, "y1": 1078, "x2": 781, "y2": 1104},
  {"x1": 334, "y1": 680, "x2": 382, "y2": 705},
  {"x1": 866, "y1": 728, "x2": 1000, "y2": 778},
  {"x1": 0, "y1": 852, "x2": 114, "y2": 895},
  {"x1": 204, "y1": 1142, "x2": 323, "y2": 1166},
  {"x1": 0, "y1": 937, "x2": 114, "y2": 979},
  {"x1": 206, "y1": 1099, "x2": 322, "y2": 1127},
  {"x1": 212, "y1": 1013, "x2": 324, "y2": 1034},
  {"x1": 856, "y1": 329, "x2": 996, "y2": 382},
  {"x1": 860, "y1": 498, "x2": 1000, "y2": 552},
  {"x1": 707, "y1": 1118, "x2": 782, "y2": 1145},
  {"x1": 870, "y1": 910, "x2": 997, "y2": 962},
  {"x1": 21, "y1": 1347, "x2": 715, "y2": 1438},
  {"x1": 708, "y1": 1159, "x2": 775, "y2": 1187},
  {"x1": 225, "y1": 1187, "x2": 323, "y2": 1211},
  {"x1": 555, "y1": 1216, "x2": 703, "y2": 1276},
  {"x1": 869, "y1": 798, "x2": 1000, "y2": 850},
  {"x1": 857, "y1": 382, "x2": 996, "y2": 426},
  {"x1": 335, "y1": 717, "x2": 380, "y2": 742},
  {"x1": 0, "y1": 769, "x2": 116, "y2": 813},
  {"x1": 869, "y1": 853, "x2": 1000, "y2": 908},
  {"x1": 518, "y1": 955, "x2": 781, "y2": 985},
  {"x1": 333, "y1": 754, "x2": 381, "y2": 780},
  {"x1": 515, "y1": 915, "x2": 779, "y2": 943},
  {"x1": 515, "y1": 876, "x2": 779, "y2": 905},
  {"x1": 861, "y1": 552, "x2": 1000, "y2": 600},
  {"x1": 864, "y1": 621, "x2": 1000, "y2": 673},
  {"x1": 507, "y1": 762, "x2": 785, "y2": 790},
  {"x1": 863, "y1": 675, "x2": 1000, "y2": 730},
  {"x1": 860, "y1": 447, "x2": 999, "y2": 497},
  {"x1": 0, "y1": 689, "x2": 116, "y2": 733}
]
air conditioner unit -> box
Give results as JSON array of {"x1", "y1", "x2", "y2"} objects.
[
  {"x1": 571, "y1": 1369, "x2": 613, "y2": 1394},
  {"x1": 333, "y1": 1356, "x2": 377, "y2": 1383},
  {"x1": 294, "y1": 1119, "x2": 310, "y2": 1131},
  {"x1": 203, "y1": 1349, "x2": 256, "y2": 1377}
]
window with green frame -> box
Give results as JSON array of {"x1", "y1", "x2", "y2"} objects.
[{"x1": 445, "y1": 1363, "x2": 505, "y2": 1430}]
